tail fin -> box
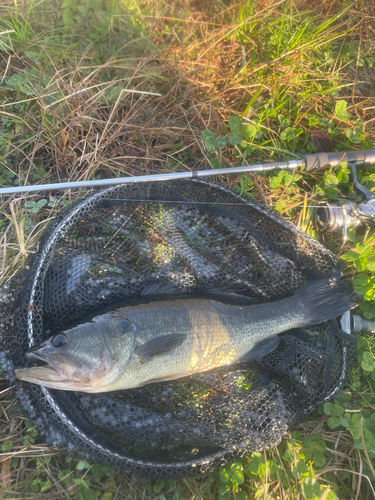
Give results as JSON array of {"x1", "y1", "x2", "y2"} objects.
[{"x1": 298, "y1": 276, "x2": 360, "y2": 325}]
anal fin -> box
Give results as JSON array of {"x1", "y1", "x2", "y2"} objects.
[{"x1": 238, "y1": 335, "x2": 280, "y2": 362}]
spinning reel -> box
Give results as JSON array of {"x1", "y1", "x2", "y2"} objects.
[{"x1": 316, "y1": 159, "x2": 375, "y2": 239}]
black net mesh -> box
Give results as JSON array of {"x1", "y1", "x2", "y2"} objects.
[{"x1": 0, "y1": 179, "x2": 356, "y2": 478}]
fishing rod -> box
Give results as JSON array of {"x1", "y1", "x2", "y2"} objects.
[
  {"x1": 1, "y1": 147, "x2": 375, "y2": 236},
  {"x1": 0, "y1": 149, "x2": 374, "y2": 196}
]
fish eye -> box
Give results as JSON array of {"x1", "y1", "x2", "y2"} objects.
[{"x1": 51, "y1": 333, "x2": 67, "y2": 348}]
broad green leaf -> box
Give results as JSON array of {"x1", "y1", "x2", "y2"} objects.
[
  {"x1": 353, "y1": 274, "x2": 371, "y2": 285},
  {"x1": 153, "y1": 480, "x2": 165, "y2": 493},
  {"x1": 281, "y1": 127, "x2": 296, "y2": 141},
  {"x1": 308, "y1": 439, "x2": 326, "y2": 452},
  {"x1": 327, "y1": 416, "x2": 341, "y2": 429},
  {"x1": 297, "y1": 461, "x2": 308, "y2": 473},
  {"x1": 220, "y1": 466, "x2": 231, "y2": 483},
  {"x1": 240, "y1": 124, "x2": 256, "y2": 139},
  {"x1": 325, "y1": 490, "x2": 338, "y2": 500},
  {"x1": 228, "y1": 115, "x2": 242, "y2": 131},
  {"x1": 229, "y1": 130, "x2": 243, "y2": 145},
  {"x1": 213, "y1": 136, "x2": 227, "y2": 148},
  {"x1": 313, "y1": 451, "x2": 326, "y2": 467},
  {"x1": 63, "y1": 9, "x2": 74, "y2": 27},
  {"x1": 316, "y1": 439, "x2": 326, "y2": 451},
  {"x1": 325, "y1": 187, "x2": 338, "y2": 199},
  {"x1": 363, "y1": 351, "x2": 374, "y2": 364},
  {"x1": 332, "y1": 405, "x2": 345, "y2": 417},
  {"x1": 320, "y1": 118, "x2": 330, "y2": 127},
  {"x1": 36, "y1": 199, "x2": 48, "y2": 208},
  {"x1": 354, "y1": 257, "x2": 368, "y2": 271},
  {"x1": 309, "y1": 116, "x2": 320, "y2": 127},
  {"x1": 345, "y1": 125, "x2": 366, "y2": 144},
  {"x1": 76, "y1": 459, "x2": 90, "y2": 470},
  {"x1": 361, "y1": 427, "x2": 375, "y2": 452},
  {"x1": 201, "y1": 129, "x2": 215, "y2": 143},
  {"x1": 354, "y1": 284, "x2": 371, "y2": 297},
  {"x1": 229, "y1": 462, "x2": 244, "y2": 485},
  {"x1": 337, "y1": 160, "x2": 350, "y2": 171},
  {"x1": 342, "y1": 250, "x2": 360, "y2": 262},
  {"x1": 270, "y1": 176, "x2": 280, "y2": 189},
  {"x1": 337, "y1": 171, "x2": 349, "y2": 184},
  {"x1": 363, "y1": 57, "x2": 374, "y2": 68},
  {"x1": 308, "y1": 441, "x2": 320, "y2": 451},
  {"x1": 340, "y1": 414, "x2": 351, "y2": 427},
  {"x1": 335, "y1": 100, "x2": 351, "y2": 121},
  {"x1": 235, "y1": 491, "x2": 248, "y2": 500},
  {"x1": 278, "y1": 114, "x2": 291, "y2": 128},
  {"x1": 303, "y1": 478, "x2": 322, "y2": 499},
  {"x1": 324, "y1": 173, "x2": 338, "y2": 187},
  {"x1": 366, "y1": 258, "x2": 375, "y2": 271},
  {"x1": 361, "y1": 361, "x2": 374, "y2": 372},
  {"x1": 293, "y1": 430, "x2": 303, "y2": 440},
  {"x1": 324, "y1": 403, "x2": 344, "y2": 417},
  {"x1": 244, "y1": 454, "x2": 263, "y2": 476},
  {"x1": 348, "y1": 414, "x2": 361, "y2": 440},
  {"x1": 1, "y1": 441, "x2": 13, "y2": 451},
  {"x1": 301, "y1": 447, "x2": 312, "y2": 460},
  {"x1": 364, "y1": 288, "x2": 375, "y2": 300},
  {"x1": 219, "y1": 484, "x2": 231, "y2": 499},
  {"x1": 205, "y1": 142, "x2": 215, "y2": 152},
  {"x1": 357, "y1": 245, "x2": 373, "y2": 258},
  {"x1": 361, "y1": 351, "x2": 374, "y2": 372}
]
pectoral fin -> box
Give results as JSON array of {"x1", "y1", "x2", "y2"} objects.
[
  {"x1": 135, "y1": 333, "x2": 187, "y2": 360},
  {"x1": 239, "y1": 335, "x2": 280, "y2": 362}
]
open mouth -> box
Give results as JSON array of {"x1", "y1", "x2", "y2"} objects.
[
  {"x1": 15, "y1": 348, "x2": 96, "y2": 391},
  {"x1": 26, "y1": 351, "x2": 49, "y2": 367},
  {"x1": 26, "y1": 351, "x2": 60, "y2": 372},
  {"x1": 23, "y1": 350, "x2": 69, "y2": 379},
  {"x1": 15, "y1": 348, "x2": 86, "y2": 388}
]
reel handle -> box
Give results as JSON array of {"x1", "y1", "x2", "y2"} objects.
[{"x1": 302, "y1": 149, "x2": 375, "y2": 172}]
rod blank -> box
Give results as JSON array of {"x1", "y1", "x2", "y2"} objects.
[
  {"x1": 1, "y1": 148, "x2": 375, "y2": 196},
  {"x1": 0, "y1": 160, "x2": 302, "y2": 195}
]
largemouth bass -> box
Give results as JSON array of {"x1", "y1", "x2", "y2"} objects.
[{"x1": 15, "y1": 276, "x2": 358, "y2": 393}]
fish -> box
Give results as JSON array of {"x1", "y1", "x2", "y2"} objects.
[{"x1": 14, "y1": 276, "x2": 358, "y2": 393}]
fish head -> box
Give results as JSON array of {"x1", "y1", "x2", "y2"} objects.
[{"x1": 14, "y1": 321, "x2": 126, "y2": 392}]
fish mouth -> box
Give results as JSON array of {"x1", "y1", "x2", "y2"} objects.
[
  {"x1": 25, "y1": 350, "x2": 69, "y2": 377},
  {"x1": 14, "y1": 350, "x2": 84, "y2": 390},
  {"x1": 14, "y1": 365, "x2": 66, "y2": 384}
]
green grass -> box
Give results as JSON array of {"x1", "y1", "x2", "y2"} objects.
[{"x1": 1, "y1": 0, "x2": 375, "y2": 498}]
